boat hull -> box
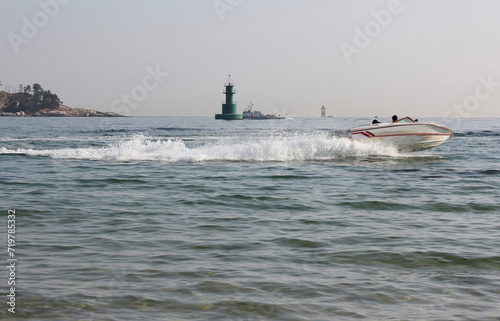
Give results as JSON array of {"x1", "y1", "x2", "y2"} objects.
[{"x1": 349, "y1": 122, "x2": 453, "y2": 152}]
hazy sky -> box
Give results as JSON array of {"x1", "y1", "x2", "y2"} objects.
[{"x1": 2, "y1": 0, "x2": 500, "y2": 117}]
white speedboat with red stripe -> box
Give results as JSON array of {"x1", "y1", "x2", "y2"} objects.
[{"x1": 349, "y1": 116, "x2": 453, "y2": 152}]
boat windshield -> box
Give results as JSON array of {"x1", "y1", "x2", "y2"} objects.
[{"x1": 393, "y1": 116, "x2": 415, "y2": 123}]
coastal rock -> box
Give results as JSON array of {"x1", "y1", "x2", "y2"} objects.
[{"x1": 0, "y1": 91, "x2": 123, "y2": 117}]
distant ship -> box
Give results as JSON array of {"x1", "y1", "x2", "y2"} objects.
[{"x1": 242, "y1": 102, "x2": 285, "y2": 120}]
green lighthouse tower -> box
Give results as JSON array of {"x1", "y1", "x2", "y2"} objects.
[{"x1": 215, "y1": 75, "x2": 243, "y2": 120}]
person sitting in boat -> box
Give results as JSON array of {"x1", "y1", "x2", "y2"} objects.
[
  {"x1": 392, "y1": 115, "x2": 398, "y2": 122},
  {"x1": 372, "y1": 119, "x2": 381, "y2": 124}
]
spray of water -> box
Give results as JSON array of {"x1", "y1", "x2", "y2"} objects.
[{"x1": 0, "y1": 133, "x2": 401, "y2": 162}]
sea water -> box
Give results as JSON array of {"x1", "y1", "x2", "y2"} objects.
[{"x1": 0, "y1": 116, "x2": 499, "y2": 320}]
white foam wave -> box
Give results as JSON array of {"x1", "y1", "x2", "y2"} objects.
[{"x1": 0, "y1": 133, "x2": 400, "y2": 162}]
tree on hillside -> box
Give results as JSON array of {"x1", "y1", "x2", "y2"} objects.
[
  {"x1": 43, "y1": 87, "x2": 62, "y2": 108},
  {"x1": 32, "y1": 83, "x2": 42, "y2": 99},
  {"x1": 3, "y1": 82, "x2": 63, "y2": 112}
]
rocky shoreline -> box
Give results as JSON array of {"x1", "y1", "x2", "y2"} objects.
[
  {"x1": 0, "y1": 105, "x2": 122, "y2": 117},
  {"x1": 0, "y1": 91, "x2": 123, "y2": 117}
]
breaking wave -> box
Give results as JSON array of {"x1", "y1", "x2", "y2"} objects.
[{"x1": 0, "y1": 133, "x2": 401, "y2": 162}]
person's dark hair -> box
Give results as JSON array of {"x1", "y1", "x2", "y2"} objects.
[{"x1": 392, "y1": 115, "x2": 398, "y2": 122}]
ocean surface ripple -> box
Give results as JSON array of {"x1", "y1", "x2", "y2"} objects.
[{"x1": 1, "y1": 117, "x2": 499, "y2": 321}]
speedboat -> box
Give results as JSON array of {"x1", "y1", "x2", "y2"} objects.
[{"x1": 349, "y1": 116, "x2": 453, "y2": 152}]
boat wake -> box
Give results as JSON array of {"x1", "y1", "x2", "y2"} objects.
[{"x1": 1, "y1": 133, "x2": 405, "y2": 162}]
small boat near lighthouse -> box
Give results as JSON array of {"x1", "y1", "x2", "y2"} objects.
[
  {"x1": 242, "y1": 102, "x2": 285, "y2": 120},
  {"x1": 349, "y1": 116, "x2": 453, "y2": 152}
]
